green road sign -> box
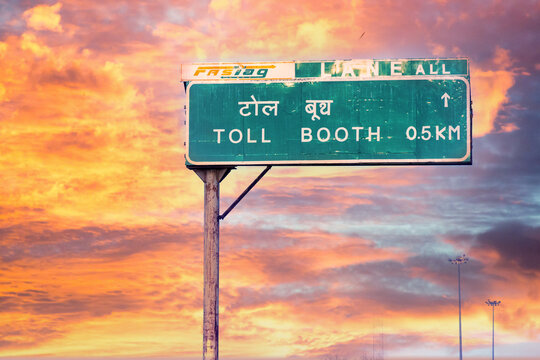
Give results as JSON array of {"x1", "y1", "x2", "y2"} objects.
[{"x1": 186, "y1": 76, "x2": 471, "y2": 166}]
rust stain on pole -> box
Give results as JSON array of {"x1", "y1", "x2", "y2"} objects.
[{"x1": 203, "y1": 169, "x2": 220, "y2": 360}]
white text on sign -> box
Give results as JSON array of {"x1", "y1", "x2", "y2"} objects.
[
  {"x1": 238, "y1": 95, "x2": 279, "y2": 117},
  {"x1": 305, "y1": 100, "x2": 333, "y2": 121},
  {"x1": 301, "y1": 127, "x2": 381, "y2": 143}
]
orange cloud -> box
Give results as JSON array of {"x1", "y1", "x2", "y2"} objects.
[
  {"x1": 23, "y1": 2, "x2": 64, "y2": 33},
  {"x1": 471, "y1": 47, "x2": 518, "y2": 137},
  {"x1": 0, "y1": 221, "x2": 204, "y2": 356},
  {"x1": 0, "y1": 27, "x2": 200, "y2": 228},
  {"x1": 154, "y1": 0, "x2": 361, "y2": 61},
  {"x1": 222, "y1": 227, "x2": 406, "y2": 286},
  {"x1": 20, "y1": 32, "x2": 52, "y2": 57}
]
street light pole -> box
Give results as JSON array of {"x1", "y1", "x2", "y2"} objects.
[
  {"x1": 449, "y1": 254, "x2": 469, "y2": 360},
  {"x1": 485, "y1": 299, "x2": 501, "y2": 360}
]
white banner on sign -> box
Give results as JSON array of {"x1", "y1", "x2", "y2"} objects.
[{"x1": 180, "y1": 62, "x2": 295, "y2": 81}]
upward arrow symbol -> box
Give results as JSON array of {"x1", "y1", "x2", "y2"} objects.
[{"x1": 441, "y1": 93, "x2": 450, "y2": 108}]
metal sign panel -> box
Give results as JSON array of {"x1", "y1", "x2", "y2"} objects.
[{"x1": 183, "y1": 58, "x2": 471, "y2": 167}]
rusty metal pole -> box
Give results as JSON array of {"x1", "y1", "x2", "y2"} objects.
[{"x1": 202, "y1": 169, "x2": 220, "y2": 360}]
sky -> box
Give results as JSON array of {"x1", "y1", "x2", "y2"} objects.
[{"x1": 0, "y1": 0, "x2": 539, "y2": 359}]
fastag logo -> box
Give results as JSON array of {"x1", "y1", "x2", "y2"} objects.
[{"x1": 193, "y1": 65, "x2": 275, "y2": 79}]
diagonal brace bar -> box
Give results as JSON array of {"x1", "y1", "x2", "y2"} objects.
[{"x1": 219, "y1": 166, "x2": 272, "y2": 221}]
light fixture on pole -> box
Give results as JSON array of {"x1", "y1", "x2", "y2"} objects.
[
  {"x1": 449, "y1": 254, "x2": 469, "y2": 360},
  {"x1": 485, "y1": 299, "x2": 501, "y2": 360}
]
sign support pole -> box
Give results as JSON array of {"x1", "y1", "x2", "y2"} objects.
[
  {"x1": 194, "y1": 168, "x2": 230, "y2": 360},
  {"x1": 192, "y1": 166, "x2": 270, "y2": 359},
  {"x1": 203, "y1": 168, "x2": 219, "y2": 360}
]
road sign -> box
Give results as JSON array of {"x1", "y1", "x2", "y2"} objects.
[{"x1": 183, "y1": 59, "x2": 471, "y2": 166}]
